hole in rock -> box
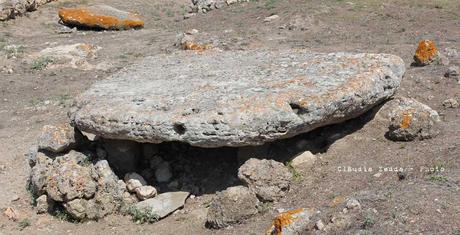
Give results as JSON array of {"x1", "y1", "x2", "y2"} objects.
[
  {"x1": 289, "y1": 102, "x2": 310, "y2": 115},
  {"x1": 173, "y1": 123, "x2": 186, "y2": 135}
]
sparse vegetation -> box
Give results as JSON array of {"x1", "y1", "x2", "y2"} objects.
[
  {"x1": 31, "y1": 56, "x2": 53, "y2": 70},
  {"x1": 286, "y1": 161, "x2": 302, "y2": 182},
  {"x1": 18, "y1": 218, "x2": 31, "y2": 231},
  {"x1": 257, "y1": 202, "x2": 273, "y2": 214},
  {"x1": 362, "y1": 215, "x2": 375, "y2": 229},
  {"x1": 264, "y1": 0, "x2": 277, "y2": 9},
  {"x1": 127, "y1": 206, "x2": 159, "y2": 224},
  {"x1": 53, "y1": 207, "x2": 77, "y2": 223}
]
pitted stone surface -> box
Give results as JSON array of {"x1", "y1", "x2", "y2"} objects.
[{"x1": 70, "y1": 50, "x2": 405, "y2": 147}]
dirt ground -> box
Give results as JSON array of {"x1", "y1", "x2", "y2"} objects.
[{"x1": 0, "y1": 0, "x2": 459, "y2": 234}]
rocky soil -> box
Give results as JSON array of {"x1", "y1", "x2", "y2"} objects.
[{"x1": 0, "y1": 0, "x2": 459, "y2": 234}]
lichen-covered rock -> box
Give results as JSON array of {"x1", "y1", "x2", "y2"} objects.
[
  {"x1": 265, "y1": 208, "x2": 311, "y2": 235},
  {"x1": 206, "y1": 186, "x2": 259, "y2": 229},
  {"x1": 30, "y1": 152, "x2": 127, "y2": 220},
  {"x1": 37, "y1": 123, "x2": 81, "y2": 153},
  {"x1": 238, "y1": 158, "x2": 292, "y2": 202},
  {"x1": 58, "y1": 5, "x2": 144, "y2": 30},
  {"x1": 45, "y1": 151, "x2": 97, "y2": 202},
  {"x1": 414, "y1": 40, "x2": 439, "y2": 66},
  {"x1": 70, "y1": 50, "x2": 405, "y2": 147},
  {"x1": 383, "y1": 97, "x2": 441, "y2": 141}
]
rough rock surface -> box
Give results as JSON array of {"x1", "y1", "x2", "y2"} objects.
[
  {"x1": 382, "y1": 97, "x2": 441, "y2": 141},
  {"x1": 206, "y1": 186, "x2": 259, "y2": 229},
  {"x1": 37, "y1": 123, "x2": 81, "y2": 153},
  {"x1": 0, "y1": 0, "x2": 56, "y2": 21},
  {"x1": 134, "y1": 191, "x2": 189, "y2": 218},
  {"x1": 266, "y1": 208, "x2": 311, "y2": 235},
  {"x1": 414, "y1": 40, "x2": 439, "y2": 66},
  {"x1": 31, "y1": 43, "x2": 101, "y2": 71},
  {"x1": 58, "y1": 5, "x2": 144, "y2": 30},
  {"x1": 29, "y1": 152, "x2": 128, "y2": 220},
  {"x1": 70, "y1": 50, "x2": 405, "y2": 147},
  {"x1": 238, "y1": 158, "x2": 292, "y2": 202}
]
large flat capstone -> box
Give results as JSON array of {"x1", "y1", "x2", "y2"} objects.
[{"x1": 70, "y1": 50, "x2": 405, "y2": 147}]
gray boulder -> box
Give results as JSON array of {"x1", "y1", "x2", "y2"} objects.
[
  {"x1": 382, "y1": 97, "x2": 441, "y2": 141},
  {"x1": 206, "y1": 186, "x2": 259, "y2": 229},
  {"x1": 238, "y1": 158, "x2": 292, "y2": 202},
  {"x1": 70, "y1": 51, "x2": 405, "y2": 148}
]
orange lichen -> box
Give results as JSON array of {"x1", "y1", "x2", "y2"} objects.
[
  {"x1": 414, "y1": 40, "x2": 438, "y2": 65},
  {"x1": 269, "y1": 208, "x2": 305, "y2": 235},
  {"x1": 58, "y1": 8, "x2": 144, "y2": 30},
  {"x1": 400, "y1": 111, "x2": 413, "y2": 129},
  {"x1": 182, "y1": 42, "x2": 213, "y2": 51}
]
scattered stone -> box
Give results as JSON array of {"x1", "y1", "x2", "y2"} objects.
[
  {"x1": 58, "y1": 5, "x2": 144, "y2": 30},
  {"x1": 397, "y1": 171, "x2": 407, "y2": 181},
  {"x1": 135, "y1": 186, "x2": 157, "y2": 201},
  {"x1": 442, "y1": 98, "x2": 459, "y2": 108},
  {"x1": 315, "y1": 219, "x2": 325, "y2": 230},
  {"x1": 413, "y1": 40, "x2": 439, "y2": 66},
  {"x1": 36, "y1": 195, "x2": 53, "y2": 214},
  {"x1": 0, "y1": 0, "x2": 56, "y2": 21},
  {"x1": 125, "y1": 172, "x2": 147, "y2": 192},
  {"x1": 266, "y1": 208, "x2": 311, "y2": 235},
  {"x1": 290, "y1": 151, "x2": 316, "y2": 169},
  {"x1": 444, "y1": 47, "x2": 458, "y2": 58},
  {"x1": 238, "y1": 158, "x2": 292, "y2": 202},
  {"x1": 135, "y1": 191, "x2": 189, "y2": 219},
  {"x1": 32, "y1": 43, "x2": 100, "y2": 71},
  {"x1": 445, "y1": 66, "x2": 459, "y2": 78},
  {"x1": 37, "y1": 123, "x2": 81, "y2": 153},
  {"x1": 384, "y1": 97, "x2": 441, "y2": 141},
  {"x1": 437, "y1": 53, "x2": 449, "y2": 66},
  {"x1": 103, "y1": 139, "x2": 141, "y2": 175},
  {"x1": 155, "y1": 161, "x2": 173, "y2": 183},
  {"x1": 345, "y1": 198, "x2": 361, "y2": 210},
  {"x1": 70, "y1": 51, "x2": 404, "y2": 147},
  {"x1": 206, "y1": 186, "x2": 259, "y2": 229},
  {"x1": 264, "y1": 15, "x2": 280, "y2": 22},
  {"x1": 3, "y1": 207, "x2": 18, "y2": 221},
  {"x1": 183, "y1": 12, "x2": 196, "y2": 19}
]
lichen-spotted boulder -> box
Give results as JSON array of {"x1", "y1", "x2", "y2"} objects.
[
  {"x1": 70, "y1": 50, "x2": 405, "y2": 147},
  {"x1": 58, "y1": 5, "x2": 144, "y2": 30}
]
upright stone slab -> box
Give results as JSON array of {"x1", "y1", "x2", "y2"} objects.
[{"x1": 70, "y1": 50, "x2": 405, "y2": 147}]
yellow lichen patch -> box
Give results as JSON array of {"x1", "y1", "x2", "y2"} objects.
[
  {"x1": 58, "y1": 8, "x2": 144, "y2": 30},
  {"x1": 414, "y1": 40, "x2": 438, "y2": 65},
  {"x1": 400, "y1": 111, "x2": 413, "y2": 129},
  {"x1": 182, "y1": 42, "x2": 213, "y2": 51},
  {"x1": 267, "y1": 208, "x2": 305, "y2": 235}
]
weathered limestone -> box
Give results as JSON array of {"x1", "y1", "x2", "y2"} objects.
[
  {"x1": 70, "y1": 50, "x2": 405, "y2": 147},
  {"x1": 206, "y1": 186, "x2": 259, "y2": 229},
  {"x1": 238, "y1": 158, "x2": 292, "y2": 202}
]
